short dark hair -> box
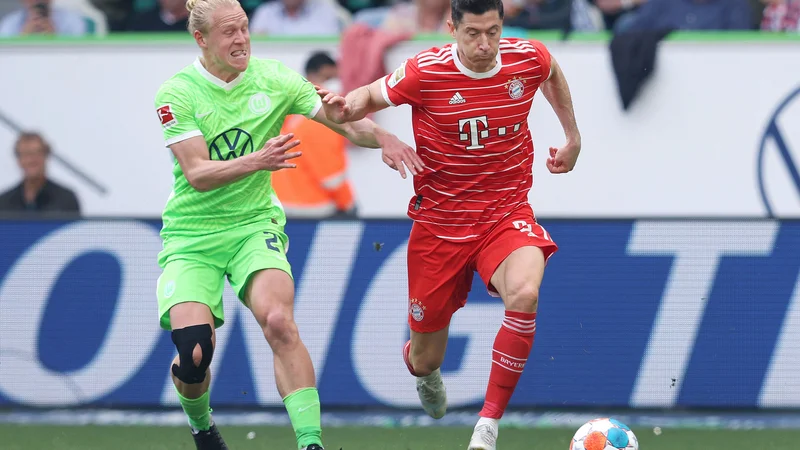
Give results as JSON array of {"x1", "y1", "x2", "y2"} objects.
[
  {"x1": 14, "y1": 132, "x2": 50, "y2": 156},
  {"x1": 451, "y1": 0, "x2": 504, "y2": 27},
  {"x1": 304, "y1": 51, "x2": 336, "y2": 77}
]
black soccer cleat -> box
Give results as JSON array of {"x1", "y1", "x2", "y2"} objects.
[
  {"x1": 191, "y1": 423, "x2": 229, "y2": 450},
  {"x1": 303, "y1": 445, "x2": 325, "y2": 450}
]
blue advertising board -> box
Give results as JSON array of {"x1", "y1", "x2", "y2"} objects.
[{"x1": 0, "y1": 219, "x2": 796, "y2": 409}]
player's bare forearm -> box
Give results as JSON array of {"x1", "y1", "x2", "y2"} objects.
[
  {"x1": 183, "y1": 155, "x2": 261, "y2": 192},
  {"x1": 341, "y1": 118, "x2": 389, "y2": 149},
  {"x1": 542, "y1": 59, "x2": 581, "y2": 144},
  {"x1": 315, "y1": 107, "x2": 387, "y2": 149},
  {"x1": 344, "y1": 79, "x2": 390, "y2": 122},
  {"x1": 171, "y1": 136, "x2": 264, "y2": 192},
  {"x1": 316, "y1": 108, "x2": 422, "y2": 177}
]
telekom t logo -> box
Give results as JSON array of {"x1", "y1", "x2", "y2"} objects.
[
  {"x1": 459, "y1": 115, "x2": 524, "y2": 150},
  {"x1": 459, "y1": 116, "x2": 489, "y2": 150}
]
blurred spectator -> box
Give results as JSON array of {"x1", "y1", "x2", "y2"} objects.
[
  {"x1": 337, "y1": 21, "x2": 411, "y2": 93},
  {"x1": 0, "y1": 132, "x2": 80, "y2": 216},
  {"x1": 620, "y1": 0, "x2": 753, "y2": 32},
  {"x1": 497, "y1": 0, "x2": 610, "y2": 32},
  {"x1": 90, "y1": 0, "x2": 134, "y2": 31},
  {"x1": 503, "y1": 0, "x2": 574, "y2": 30},
  {"x1": 250, "y1": 0, "x2": 341, "y2": 36},
  {"x1": 273, "y1": 51, "x2": 358, "y2": 219},
  {"x1": 127, "y1": 0, "x2": 188, "y2": 31},
  {"x1": 760, "y1": 0, "x2": 800, "y2": 31},
  {"x1": 339, "y1": 0, "x2": 392, "y2": 14},
  {"x1": 342, "y1": 0, "x2": 447, "y2": 94},
  {"x1": 569, "y1": 0, "x2": 608, "y2": 31},
  {"x1": 0, "y1": 0, "x2": 87, "y2": 36},
  {"x1": 379, "y1": 0, "x2": 450, "y2": 33},
  {"x1": 591, "y1": 0, "x2": 647, "y2": 31}
]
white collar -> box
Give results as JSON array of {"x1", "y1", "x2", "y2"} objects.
[
  {"x1": 451, "y1": 43, "x2": 503, "y2": 79},
  {"x1": 193, "y1": 57, "x2": 245, "y2": 91}
]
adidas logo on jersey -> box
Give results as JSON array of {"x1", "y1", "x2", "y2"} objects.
[{"x1": 449, "y1": 92, "x2": 466, "y2": 105}]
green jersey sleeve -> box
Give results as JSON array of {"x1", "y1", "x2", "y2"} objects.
[
  {"x1": 154, "y1": 81, "x2": 203, "y2": 147},
  {"x1": 280, "y1": 62, "x2": 323, "y2": 119}
]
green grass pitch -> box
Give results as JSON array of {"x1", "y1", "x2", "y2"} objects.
[{"x1": 2, "y1": 425, "x2": 799, "y2": 450}]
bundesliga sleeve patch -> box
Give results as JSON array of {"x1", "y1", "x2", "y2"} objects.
[
  {"x1": 388, "y1": 60, "x2": 407, "y2": 89},
  {"x1": 157, "y1": 104, "x2": 177, "y2": 128}
]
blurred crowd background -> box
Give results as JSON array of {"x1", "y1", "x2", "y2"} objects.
[{"x1": 0, "y1": 0, "x2": 797, "y2": 39}]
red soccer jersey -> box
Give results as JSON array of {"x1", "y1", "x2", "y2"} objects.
[{"x1": 381, "y1": 38, "x2": 552, "y2": 242}]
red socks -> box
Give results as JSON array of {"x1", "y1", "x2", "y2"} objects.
[{"x1": 479, "y1": 310, "x2": 536, "y2": 419}]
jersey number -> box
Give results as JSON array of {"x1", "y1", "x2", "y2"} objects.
[
  {"x1": 513, "y1": 220, "x2": 551, "y2": 241},
  {"x1": 264, "y1": 232, "x2": 281, "y2": 252},
  {"x1": 458, "y1": 116, "x2": 523, "y2": 151}
]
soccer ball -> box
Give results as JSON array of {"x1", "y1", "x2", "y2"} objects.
[{"x1": 569, "y1": 417, "x2": 638, "y2": 450}]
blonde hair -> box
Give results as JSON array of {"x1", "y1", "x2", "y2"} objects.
[{"x1": 185, "y1": 0, "x2": 241, "y2": 34}]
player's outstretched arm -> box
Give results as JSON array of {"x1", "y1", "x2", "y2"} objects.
[
  {"x1": 541, "y1": 57, "x2": 582, "y2": 174},
  {"x1": 311, "y1": 107, "x2": 426, "y2": 179},
  {"x1": 170, "y1": 134, "x2": 301, "y2": 192},
  {"x1": 316, "y1": 78, "x2": 390, "y2": 124}
]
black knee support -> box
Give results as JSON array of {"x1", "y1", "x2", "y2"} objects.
[{"x1": 171, "y1": 324, "x2": 213, "y2": 384}]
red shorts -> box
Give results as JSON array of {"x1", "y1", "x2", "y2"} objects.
[{"x1": 406, "y1": 205, "x2": 558, "y2": 333}]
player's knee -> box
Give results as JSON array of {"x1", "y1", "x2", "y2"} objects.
[
  {"x1": 173, "y1": 345, "x2": 206, "y2": 368},
  {"x1": 171, "y1": 324, "x2": 214, "y2": 384},
  {"x1": 191, "y1": 344, "x2": 205, "y2": 367},
  {"x1": 505, "y1": 281, "x2": 539, "y2": 313},
  {"x1": 261, "y1": 308, "x2": 299, "y2": 350}
]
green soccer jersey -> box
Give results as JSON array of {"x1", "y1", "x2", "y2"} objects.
[{"x1": 154, "y1": 57, "x2": 322, "y2": 238}]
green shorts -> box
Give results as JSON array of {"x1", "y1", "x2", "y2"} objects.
[{"x1": 155, "y1": 221, "x2": 291, "y2": 331}]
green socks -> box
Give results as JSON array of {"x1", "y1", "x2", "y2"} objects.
[
  {"x1": 176, "y1": 389, "x2": 212, "y2": 432},
  {"x1": 284, "y1": 387, "x2": 323, "y2": 449},
  {"x1": 175, "y1": 385, "x2": 322, "y2": 448}
]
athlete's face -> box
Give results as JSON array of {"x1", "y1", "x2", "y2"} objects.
[
  {"x1": 200, "y1": 4, "x2": 250, "y2": 75},
  {"x1": 15, "y1": 137, "x2": 48, "y2": 181},
  {"x1": 449, "y1": 10, "x2": 502, "y2": 68}
]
